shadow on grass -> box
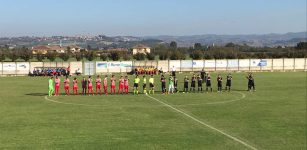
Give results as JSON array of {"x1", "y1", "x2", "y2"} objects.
[{"x1": 25, "y1": 93, "x2": 48, "y2": 96}]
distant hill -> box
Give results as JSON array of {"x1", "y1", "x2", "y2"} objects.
[
  {"x1": 142, "y1": 32, "x2": 307, "y2": 47},
  {"x1": 0, "y1": 32, "x2": 305, "y2": 49}
]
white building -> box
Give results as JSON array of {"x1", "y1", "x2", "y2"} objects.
[{"x1": 132, "y1": 44, "x2": 151, "y2": 55}]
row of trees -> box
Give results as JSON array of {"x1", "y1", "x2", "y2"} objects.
[
  {"x1": 153, "y1": 41, "x2": 307, "y2": 60},
  {"x1": 0, "y1": 42, "x2": 306, "y2": 62}
]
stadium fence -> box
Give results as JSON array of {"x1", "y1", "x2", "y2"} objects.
[{"x1": 0, "y1": 58, "x2": 306, "y2": 76}]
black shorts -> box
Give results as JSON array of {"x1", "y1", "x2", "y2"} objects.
[
  {"x1": 206, "y1": 82, "x2": 211, "y2": 87},
  {"x1": 191, "y1": 82, "x2": 196, "y2": 87},
  {"x1": 150, "y1": 83, "x2": 154, "y2": 88},
  {"x1": 226, "y1": 81, "x2": 231, "y2": 86},
  {"x1": 184, "y1": 83, "x2": 188, "y2": 88},
  {"x1": 134, "y1": 83, "x2": 139, "y2": 88},
  {"x1": 162, "y1": 83, "x2": 166, "y2": 88},
  {"x1": 218, "y1": 82, "x2": 222, "y2": 87},
  {"x1": 143, "y1": 84, "x2": 146, "y2": 88}
]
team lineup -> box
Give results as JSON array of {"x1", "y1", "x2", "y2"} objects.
[{"x1": 47, "y1": 70, "x2": 256, "y2": 96}]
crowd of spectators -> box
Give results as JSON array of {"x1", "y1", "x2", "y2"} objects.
[
  {"x1": 134, "y1": 67, "x2": 158, "y2": 75},
  {"x1": 29, "y1": 66, "x2": 71, "y2": 77}
]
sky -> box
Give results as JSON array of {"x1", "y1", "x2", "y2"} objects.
[{"x1": 0, "y1": 0, "x2": 306, "y2": 37}]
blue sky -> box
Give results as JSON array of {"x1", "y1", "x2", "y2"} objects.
[{"x1": 0, "y1": 0, "x2": 306, "y2": 37}]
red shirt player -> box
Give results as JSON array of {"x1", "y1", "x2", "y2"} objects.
[
  {"x1": 73, "y1": 77, "x2": 78, "y2": 95},
  {"x1": 110, "y1": 75, "x2": 116, "y2": 94},
  {"x1": 54, "y1": 76, "x2": 60, "y2": 96},
  {"x1": 124, "y1": 76, "x2": 129, "y2": 94},
  {"x1": 118, "y1": 76, "x2": 124, "y2": 94},
  {"x1": 103, "y1": 75, "x2": 108, "y2": 95},
  {"x1": 96, "y1": 75, "x2": 102, "y2": 95},
  {"x1": 64, "y1": 77, "x2": 70, "y2": 95},
  {"x1": 88, "y1": 76, "x2": 94, "y2": 95}
]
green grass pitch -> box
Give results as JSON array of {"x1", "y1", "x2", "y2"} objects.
[{"x1": 0, "y1": 72, "x2": 306, "y2": 150}]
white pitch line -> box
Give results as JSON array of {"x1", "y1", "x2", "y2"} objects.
[
  {"x1": 179, "y1": 91, "x2": 246, "y2": 106},
  {"x1": 205, "y1": 91, "x2": 245, "y2": 105},
  {"x1": 146, "y1": 94, "x2": 258, "y2": 150},
  {"x1": 44, "y1": 96, "x2": 104, "y2": 107}
]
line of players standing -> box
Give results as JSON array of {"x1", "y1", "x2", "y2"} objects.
[
  {"x1": 160, "y1": 69, "x2": 256, "y2": 94},
  {"x1": 48, "y1": 70, "x2": 256, "y2": 96}
]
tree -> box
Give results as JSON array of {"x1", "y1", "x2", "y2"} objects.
[
  {"x1": 59, "y1": 52, "x2": 70, "y2": 61},
  {"x1": 8, "y1": 49, "x2": 19, "y2": 62},
  {"x1": 203, "y1": 52, "x2": 213, "y2": 59},
  {"x1": 194, "y1": 43, "x2": 202, "y2": 50},
  {"x1": 36, "y1": 52, "x2": 44, "y2": 61},
  {"x1": 133, "y1": 53, "x2": 146, "y2": 60},
  {"x1": 159, "y1": 51, "x2": 170, "y2": 60},
  {"x1": 296, "y1": 42, "x2": 307, "y2": 50},
  {"x1": 20, "y1": 47, "x2": 33, "y2": 61},
  {"x1": 46, "y1": 52, "x2": 57, "y2": 61},
  {"x1": 170, "y1": 41, "x2": 177, "y2": 50},
  {"x1": 225, "y1": 42, "x2": 235, "y2": 47},
  {"x1": 123, "y1": 54, "x2": 132, "y2": 61},
  {"x1": 86, "y1": 51, "x2": 95, "y2": 61},
  {"x1": 170, "y1": 51, "x2": 185, "y2": 60},
  {"x1": 212, "y1": 50, "x2": 226, "y2": 59},
  {"x1": 146, "y1": 53, "x2": 155, "y2": 60},
  {"x1": 109, "y1": 51, "x2": 120, "y2": 61},
  {"x1": 75, "y1": 52, "x2": 83, "y2": 61},
  {"x1": 190, "y1": 50, "x2": 203, "y2": 60},
  {"x1": 100, "y1": 54, "x2": 108, "y2": 61},
  {"x1": 0, "y1": 50, "x2": 5, "y2": 61},
  {"x1": 66, "y1": 46, "x2": 72, "y2": 54}
]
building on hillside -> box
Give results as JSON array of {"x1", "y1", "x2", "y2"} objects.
[
  {"x1": 32, "y1": 45, "x2": 83, "y2": 54},
  {"x1": 132, "y1": 44, "x2": 151, "y2": 55}
]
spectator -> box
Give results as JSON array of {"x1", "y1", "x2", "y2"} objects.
[{"x1": 172, "y1": 66, "x2": 176, "y2": 77}]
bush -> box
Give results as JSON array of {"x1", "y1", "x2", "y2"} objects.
[
  {"x1": 123, "y1": 54, "x2": 132, "y2": 61},
  {"x1": 20, "y1": 47, "x2": 33, "y2": 61},
  {"x1": 75, "y1": 52, "x2": 83, "y2": 61},
  {"x1": 146, "y1": 53, "x2": 155, "y2": 60},
  {"x1": 36, "y1": 53, "x2": 44, "y2": 61},
  {"x1": 100, "y1": 54, "x2": 108, "y2": 61},
  {"x1": 109, "y1": 51, "x2": 120, "y2": 61},
  {"x1": 133, "y1": 53, "x2": 146, "y2": 60},
  {"x1": 170, "y1": 51, "x2": 185, "y2": 60},
  {"x1": 59, "y1": 53, "x2": 70, "y2": 61},
  {"x1": 203, "y1": 52, "x2": 213, "y2": 59},
  {"x1": 158, "y1": 51, "x2": 170, "y2": 60},
  {"x1": 7, "y1": 49, "x2": 19, "y2": 62},
  {"x1": 0, "y1": 50, "x2": 5, "y2": 61},
  {"x1": 86, "y1": 51, "x2": 95, "y2": 61},
  {"x1": 46, "y1": 52, "x2": 57, "y2": 61},
  {"x1": 190, "y1": 50, "x2": 203, "y2": 60}
]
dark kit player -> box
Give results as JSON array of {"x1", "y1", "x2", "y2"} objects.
[
  {"x1": 174, "y1": 77, "x2": 178, "y2": 93},
  {"x1": 200, "y1": 68, "x2": 206, "y2": 83},
  {"x1": 206, "y1": 73, "x2": 213, "y2": 92},
  {"x1": 161, "y1": 75, "x2": 166, "y2": 94},
  {"x1": 217, "y1": 74, "x2": 223, "y2": 92},
  {"x1": 190, "y1": 74, "x2": 196, "y2": 92},
  {"x1": 183, "y1": 76, "x2": 189, "y2": 93},
  {"x1": 225, "y1": 73, "x2": 232, "y2": 92},
  {"x1": 197, "y1": 74, "x2": 203, "y2": 92},
  {"x1": 247, "y1": 73, "x2": 255, "y2": 91}
]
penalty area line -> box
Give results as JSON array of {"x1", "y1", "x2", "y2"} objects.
[{"x1": 145, "y1": 94, "x2": 258, "y2": 150}]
